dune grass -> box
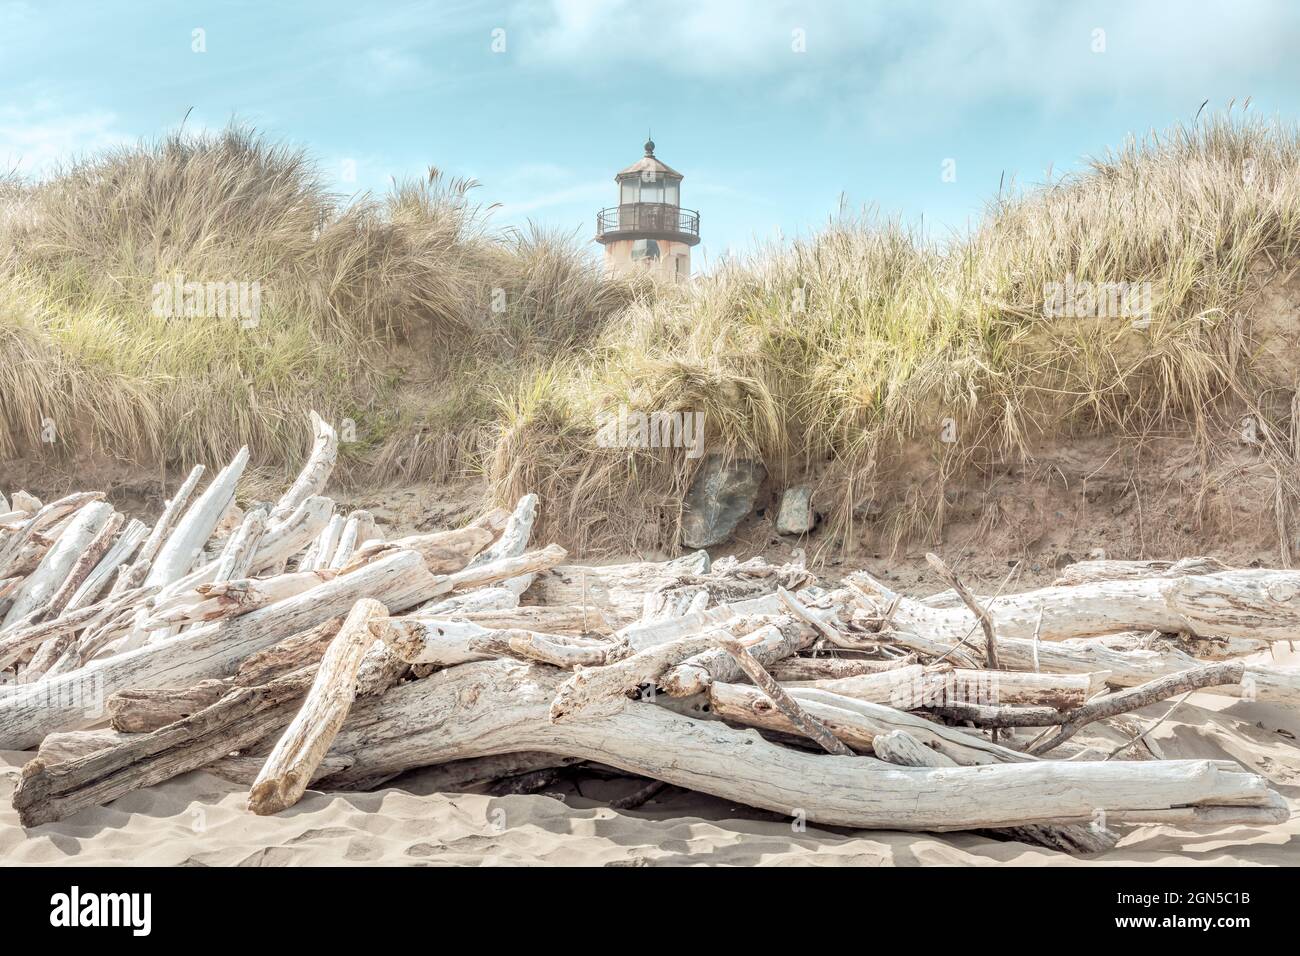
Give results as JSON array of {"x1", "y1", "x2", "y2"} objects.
[
  {"x1": 0, "y1": 126, "x2": 640, "y2": 486},
  {"x1": 490, "y1": 113, "x2": 1300, "y2": 553},
  {"x1": 4, "y1": 115, "x2": 1299, "y2": 556}
]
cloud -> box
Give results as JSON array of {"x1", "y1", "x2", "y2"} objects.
[
  {"x1": 349, "y1": 46, "x2": 433, "y2": 93},
  {"x1": 487, "y1": 162, "x2": 608, "y2": 218},
  {"x1": 511, "y1": 0, "x2": 1300, "y2": 117},
  {"x1": 0, "y1": 104, "x2": 131, "y2": 176}
]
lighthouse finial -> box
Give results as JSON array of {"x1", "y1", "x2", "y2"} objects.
[{"x1": 644, "y1": 132, "x2": 655, "y2": 156}]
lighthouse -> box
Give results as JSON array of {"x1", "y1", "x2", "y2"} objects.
[{"x1": 595, "y1": 139, "x2": 700, "y2": 280}]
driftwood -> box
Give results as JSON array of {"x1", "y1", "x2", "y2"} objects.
[
  {"x1": 718, "y1": 635, "x2": 854, "y2": 756},
  {"x1": 2, "y1": 501, "x2": 116, "y2": 629},
  {"x1": 854, "y1": 567, "x2": 1300, "y2": 643},
  {"x1": 795, "y1": 665, "x2": 1101, "y2": 710},
  {"x1": 3, "y1": 461, "x2": 1292, "y2": 853},
  {"x1": 658, "y1": 615, "x2": 809, "y2": 697},
  {"x1": 767, "y1": 655, "x2": 918, "y2": 681},
  {"x1": 145, "y1": 448, "x2": 249, "y2": 589},
  {"x1": 110, "y1": 468, "x2": 206, "y2": 596},
  {"x1": 268, "y1": 411, "x2": 337, "y2": 528},
  {"x1": 248, "y1": 599, "x2": 388, "y2": 814},
  {"x1": 342, "y1": 526, "x2": 493, "y2": 575},
  {"x1": 1027, "y1": 661, "x2": 1248, "y2": 755},
  {"x1": 320, "y1": 659, "x2": 1285, "y2": 831},
  {"x1": 0, "y1": 549, "x2": 441, "y2": 749},
  {"x1": 870, "y1": 730, "x2": 1117, "y2": 853},
  {"x1": 12, "y1": 669, "x2": 312, "y2": 827},
  {"x1": 67, "y1": 518, "x2": 147, "y2": 611}
]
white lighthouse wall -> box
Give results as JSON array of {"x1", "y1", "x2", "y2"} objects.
[{"x1": 602, "y1": 238, "x2": 692, "y2": 281}]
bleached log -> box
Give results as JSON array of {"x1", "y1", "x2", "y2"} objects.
[
  {"x1": 341, "y1": 526, "x2": 493, "y2": 575},
  {"x1": 111, "y1": 466, "x2": 206, "y2": 595},
  {"x1": 248, "y1": 598, "x2": 388, "y2": 814},
  {"x1": 446, "y1": 544, "x2": 568, "y2": 592},
  {"x1": 615, "y1": 590, "x2": 848, "y2": 652},
  {"x1": 211, "y1": 507, "x2": 268, "y2": 583},
  {"x1": 269, "y1": 411, "x2": 338, "y2": 528},
  {"x1": 109, "y1": 680, "x2": 231, "y2": 733},
  {"x1": 1, "y1": 501, "x2": 116, "y2": 629},
  {"x1": 169, "y1": 496, "x2": 330, "y2": 592},
  {"x1": 524, "y1": 551, "x2": 710, "y2": 626},
  {"x1": 30, "y1": 727, "x2": 353, "y2": 787},
  {"x1": 525, "y1": 552, "x2": 803, "y2": 629},
  {"x1": 767, "y1": 655, "x2": 918, "y2": 681},
  {"x1": 0, "y1": 549, "x2": 442, "y2": 749},
  {"x1": 307, "y1": 514, "x2": 345, "y2": 571},
  {"x1": 350, "y1": 574, "x2": 524, "y2": 696},
  {"x1": 658, "y1": 615, "x2": 809, "y2": 697},
  {"x1": 0, "y1": 584, "x2": 156, "y2": 671},
  {"x1": 501, "y1": 632, "x2": 623, "y2": 668},
  {"x1": 854, "y1": 567, "x2": 1300, "y2": 644},
  {"x1": 641, "y1": 585, "x2": 710, "y2": 622},
  {"x1": 710, "y1": 681, "x2": 1033, "y2": 764},
  {"x1": 453, "y1": 604, "x2": 615, "y2": 635},
  {"x1": 248, "y1": 495, "x2": 332, "y2": 575},
  {"x1": 145, "y1": 447, "x2": 249, "y2": 589},
  {"x1": 1052, "y1": 557, "x2": 1232, "y2": 587},
  {"x1": 797, "y1": 666, "x2": 1101, "y2": 710},
  {"x1": 869, "y1": 729, "x2": 1116, "y2": 854},
  {"x1": 3, "y1": 535, "x2": 56, "y2": 581},
  {"x1": 1083, "y1": 630, "x2": 1268, "y2": 661},
  {"x1": 12, "y1": 669, "x2": 314, "y2": 826},
  {"x1": 548, "y1": 628, "x2": 747, "y2": 722},
  {"x1": 718, "y1": 634, "x2": 854, "y2": 756},
  {"x1": 327, "y1": 515, "x2": 360, "y2": 570},
  {"x1": 39, "y1": 511, "x2": 124, "y2": 622},
  {"x1": 350, "y1": 510, "x2": 379, "y2": 549},
  {"x1": 140, "y1": 570, "x2": 335, "y2": 629},
  {"x1": 884, "y1": 628, "x2": 1300, "y2": 708},
  {"x1": 373, "y1": 615, "x2": 622, "y2": 671},
  {"x1": 0, "y1": 492, "x2": 103, "y2": 580},
  {"x1": 1028, "y1": 661, "x2": 1249, "y2": 754},
  {"x1": 108, "y1": 617, "x2": 345, "y2": 733},
  {"x1": 322, "y1": 659, "x2": 1284, "y2": 831},
  {"x1": 472, "y1": 494, "x2": 537, "y2": 568},
  {"x1": 66, "y1": 518, "x2": 147, "y2": 612},
  {"x1": 412, "y1": 586, "x2": 517, "y2": 616},
  {"x1": 231, "y1": 615, "x2": 344, "y2": 685}
]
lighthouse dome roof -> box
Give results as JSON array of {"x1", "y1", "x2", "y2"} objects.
[{"x1": 616, "y1": 139, "x2": 682, "y2": 180}]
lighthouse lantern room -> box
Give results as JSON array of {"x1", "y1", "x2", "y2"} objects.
[{"x1": 595, "y1": 139, "x2": 700, "y2": 280}]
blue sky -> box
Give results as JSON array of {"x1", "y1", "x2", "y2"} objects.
[{"x1": 3, "y1": 1, "x2": 1300, "y2": 265}]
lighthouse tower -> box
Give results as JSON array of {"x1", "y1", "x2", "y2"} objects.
[{"x1": 595, "y1": 139, "x2": 699, "y2": 280}]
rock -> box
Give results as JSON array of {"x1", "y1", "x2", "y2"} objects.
[
  {"x1": 680, "y1": 455, "x2": 766, "y2": 549},
  {"x1": 775, "y1": 485, "x2": 815, "y2": 535}
]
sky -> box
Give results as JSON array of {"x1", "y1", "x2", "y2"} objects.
[{"x1": 3, "y1": 1, "x2": 1300, "y2": 266}]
